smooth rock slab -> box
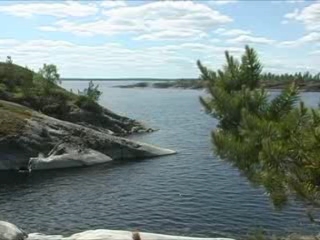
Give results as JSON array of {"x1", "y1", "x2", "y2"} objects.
[
  {"x1": 29, "y1": 230, "x2": 234, "y2": 240},
  {"x1": 29, "y1": 147, "x2": 113, "y2": 170}
]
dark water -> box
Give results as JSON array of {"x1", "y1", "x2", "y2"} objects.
[{"x1": 0, "y1": 81, "x2": 319, "y2": 238}]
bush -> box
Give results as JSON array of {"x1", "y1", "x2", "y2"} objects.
[
  {"x1": 75, "y1": 95, "x2": 102, "y2": 114},
  {"x1": 0, "y1": 61, "x2": 33, "y2": 92},
  {"x1": 0, "y1": 88, "x2": 12, "y2": 100},
  {"x1": 78, "y1": 80, "x2": 102, "y2": 102},
  {"x1": 48, "y1": 88, "x2": 72, "y2": 102},
  {"x1": 41, "y1": 102, "x2": 67, "y2": 116}
]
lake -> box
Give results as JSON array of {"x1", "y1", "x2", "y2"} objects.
[{"x1": 0, "y1": 81, "x2": 319, "y2": 238}]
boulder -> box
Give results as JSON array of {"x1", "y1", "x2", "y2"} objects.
[{"x1": 0, "y1": 221, "x2": 28, "y2": 240}]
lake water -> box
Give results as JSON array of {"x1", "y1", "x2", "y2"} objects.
[{"x1": 0, "y1": 81, "x2": 319, "y2": 238}]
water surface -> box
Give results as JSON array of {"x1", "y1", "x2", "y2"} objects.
[{"x1": 0, "y1": 81, "x2": 319, "y2": 238}]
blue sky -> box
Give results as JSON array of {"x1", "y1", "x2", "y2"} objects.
[{"x1": 0, "y1": 0, "x2": 319, "y2": 78}]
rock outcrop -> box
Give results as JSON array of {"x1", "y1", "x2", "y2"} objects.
[
  {"x1": 54, "y1": 104, "x2": 153, "y2": 136},
  {"x1": 0, "y1": 221, "x2": 233, "y2": 240},
  {"x1": 29, "y1": 144, "x2": 113, "y2": 170},
  {"x1": 0, "y1": 100, "x2": 175, "y2": 171}
]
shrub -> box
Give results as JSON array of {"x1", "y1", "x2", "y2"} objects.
[
  {"x1": 75, "y1": 95, "x2": 102, "y2": 114},
  {"x1": 38, "y1": 64, "x2": 60, "y2": 85},
  {"x1": 78, "y1": 80, "x2": 102, "y2": 102}
]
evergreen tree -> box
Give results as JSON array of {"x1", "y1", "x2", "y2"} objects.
[
  {"x1": 6, "y1": 56, "x2": 12, "y2": 64},
  {"x1": 199, "y1": 45, "x2": 320, "y2": 208},
  {"x1": 36, "y1": 64, "x2": 60, "y2": 94},
  {"x1": 80, "y1": 80, "x2": 102, "y2": 102},
  {"x1": 38, "y1": 64, "x2": 60, "y2": 85}
]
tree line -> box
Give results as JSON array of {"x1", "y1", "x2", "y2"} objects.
[{"x1": 261, "y1": 72, "x2": 320, "y2": 83}]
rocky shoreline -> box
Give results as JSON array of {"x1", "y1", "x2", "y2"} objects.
[
  {"x1": 2, "y1": 220, "x2": 319, "y2": 240},
  {"x1": 0, "y1": 221, "x2": 232, "y2": 240},
  {"x1": 0, "y1": 100, "x2": 175, "y2": 171},
  {"x1": 0, "y1": 63, "x2": 177, "y2": 171}
]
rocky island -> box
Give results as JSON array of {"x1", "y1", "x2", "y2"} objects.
[{"x1": 0, "y1": 61, "x2": 175, "y2": 171}]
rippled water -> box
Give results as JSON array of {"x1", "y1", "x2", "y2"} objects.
[{"x1": 0, "y1": 81, "x2": 319, "y2": 238}]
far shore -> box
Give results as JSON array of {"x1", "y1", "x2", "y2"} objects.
[
  {"x1": 61, "y1": 78, "x2": 196, "y2": 82},
  {"x1": 111, "y1": 80, "x2": 320, "y2": 92}
]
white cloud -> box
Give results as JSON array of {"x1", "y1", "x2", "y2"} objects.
[
  {"x1": 310, "y1": 49, "x2": 320, "y2": 55},
  {"x1": 226, "y1": 35, "x2": 276, "y2": 45},
  {"x1": 286, "y1": 0, "x2": 305, "y2": 3},
  {"x1": 0, "y1": 39, "x2": 173, "y2": 75},
  {"x1": 279, "y1": 32, "x2": 320, "y2": 47},
  {"x1": 208, "y1": 0, "x2": 238, "y2": 6},
  {"x1": 211, "y1": 38, "x2": 221, "y2": 43},
  {"x1": 0, "y1": 1, "x2": 98, "y2": 18},
  {"x1": 39, "y1": 19, "x2": 141, "y2": 37},
  {"x1": 39, "y1": 1, "x2": 232, "y2": 40},
  {"x1": 284, "y1": 8, "x2": 300, "y2": 20},
  {"x1": 271, "y1": 0, "x2": 305, "y2": 4},
  {"x1": 100, "y1": 0, "x2": 127, "y2": 8},
  {"x1": 0, "y1": 39, "x2": 20, "y2": 45},
  {"x1": 214, "y1": 28, "x2": 226, "y2": 34},
  {"x1": 38, "y1": 26, "x2": 58, "y2": 32},
  {"x1": 284, "y1": 2, "x2": 320, "y2": 31},
  {"x1": 134, "y1": 30, "x2": 208, "y2": 41},
  {"x1": 294, "y1": 64, "x2": 319, "y2": 71},
  {"x1": 2, "y1": 38, "x2": 317, "y2": 77},
  {"x1": 264, "y1": 57, "x2": 319, "y2": 74},
  {"x1": 214, "y1": 28, "x2": 252, "y2": 36},
  {"x1": 0, "y1": 39, "x2": 245, "y2": 78},
  {"x1": 149, "y1": 42, "x2": 242, "y2": 54}
]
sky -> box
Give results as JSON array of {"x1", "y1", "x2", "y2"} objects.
[{"x1": 0, "y1": 0, "x2": 319, "y2": 78}]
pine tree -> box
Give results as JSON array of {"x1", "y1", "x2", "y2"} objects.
[
  {"x1": 199, "y1": 45, "x2": 320, "y2": 208},
  {"x1": 80, "y1": 80, "x2": 102, "y2": 102}
]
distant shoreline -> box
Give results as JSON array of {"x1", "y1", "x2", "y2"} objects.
[
  {"x1": 61, "y1": 78, "x2": 320, "y2": 92},
  {"x1": 61, "y1": 78, "x2": 197, "y2": 82},
  {"x1": 112, "y1": 80, "x2": 320, "y2": 92}
]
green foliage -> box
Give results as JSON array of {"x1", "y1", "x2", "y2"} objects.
[
  {"x1": 34, "y1": 64, "x2": 60, "y2": 95},
  {"x1": 78, "y1": 80, "x2": 102, "y2": 102},
  {"x1": 38, "y1": 64, "x2": 60, "y2": 85},
  {"x1": 0, "y1": 59, "x2": 34, "y2": 92},
  {"x1": 261, "y1": 71, "x2": 320, "y2": 84},
  {"x1": 0, "y1": 61, "x2": 107, "y2": 125},
  {"x1": 0, "y1": 61, "x2": 75, "y2": 114},
  {"x1": 76, "y1": 80, "x2": 103, "y2": 113},
  {"x1": 0, "y1": 100, "x2": 32, "y2": 136},
  {"x1": 199, "y1": 45, "x2": 320, "y2": 208},
  {"x1": 75, "y1": 95, "x2": 102, "y2": 113}
]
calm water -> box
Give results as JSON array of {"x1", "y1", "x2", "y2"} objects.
[{"x1": 0, "y1": 81, "x2": 319, "y2": 238}]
